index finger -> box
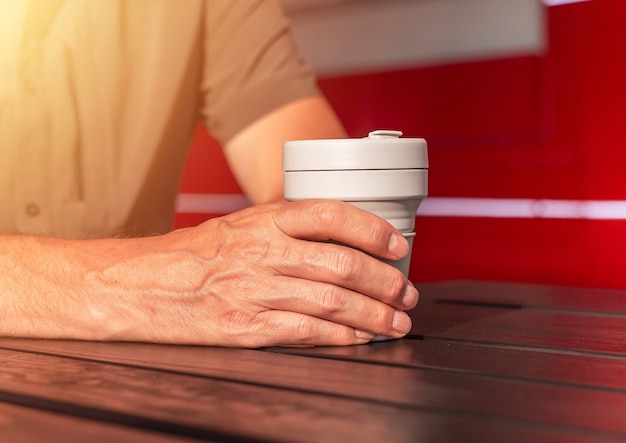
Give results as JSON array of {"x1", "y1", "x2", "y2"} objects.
[{"x1": 272, "y1": 199, "x2": 409, "y2": 261}]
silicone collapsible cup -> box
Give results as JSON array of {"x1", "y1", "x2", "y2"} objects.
[{"x1": 283, "y1": 129, "x2": 429, "y2": 277}]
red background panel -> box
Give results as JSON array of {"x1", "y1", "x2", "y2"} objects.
[{"x1": 176, "y1": 1, "x2": 626, "y2": 289}]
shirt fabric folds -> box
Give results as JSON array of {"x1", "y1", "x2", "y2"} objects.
[{"x1": 0, "y1": 0, "x2": 318, "y2": 238}]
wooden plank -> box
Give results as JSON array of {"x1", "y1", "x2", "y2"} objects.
[
  {"x1": 0, "y1": 401, "x2": 202, "y2": 443},
  {"x1": 0, "y1": 349, "x2": 427, "y2": 443},
  {"x1": 418, "y1": 280, "x2": 626, "y2": 314},
  {"x1": 1, "y1": 400, "x2": 610, "y2": 443},
  {"x1": 408, "y1": 301, "x2": 626, "y2": 356},
  {"x1": 3, "y1": 336, "x2": 626, "y2": 402},
  {"x1": 1, "y1": 346, "x2": 626, "y2": 439},
  {"x1": 273, "y1": 338, "x2": 626, "y2": 392}
]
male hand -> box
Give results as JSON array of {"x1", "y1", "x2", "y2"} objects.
[
  {"x1": 97, "y1": 200, "x2": 418, "y2": 347},
  {"x1": 1, "y1": 200, "x2": 418, "y2": 347}
]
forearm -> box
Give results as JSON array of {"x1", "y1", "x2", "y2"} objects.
[
  {"x1": 224, "y1": 95, "x2": 347, "y2": 204},
  {"x1": 0, "y1": 232, "x2": 215, "y2": 341},
  {"x1": 1, "y1": 235, "x2": 117, "y2": 339},
  {"x1": 0, "y1": 201, "x2": 416, "y2": 347}
]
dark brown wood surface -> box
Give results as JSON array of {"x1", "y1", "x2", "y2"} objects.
[
  {"x1": 1, "y1": 281, "x2": 626, "y2": 442},
  {"x1": 408, "y1": 301, "x2": 626, "y2": 355},
  {"x1": 0, "y1": 402, "x2": 200, "y2": 443},
  {"x1": 417, "y1": 280, "x2": 626, "y2": 313}
]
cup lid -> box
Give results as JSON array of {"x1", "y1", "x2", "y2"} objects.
[{"x1": 283, "y1": 130, "x2": 428, "y2": 171}]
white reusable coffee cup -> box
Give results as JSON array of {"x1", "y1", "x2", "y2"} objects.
[{"x1": 283, "y1": 129, "x2": 428, "y2": 277}]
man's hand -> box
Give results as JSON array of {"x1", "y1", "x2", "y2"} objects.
[{"x1": 0, "y1": 200, "x2": 418, "y2": 347}]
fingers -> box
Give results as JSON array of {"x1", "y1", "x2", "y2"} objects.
[
  {"x1": 272, "y1": 199, "x2": 410, "y2": 260},
  {"x1": 254, "y1": 275, "x2": 413, "y2": 339},
  {"x1": 270, "y1": 238, "x2": 419, "y2": 311},
  {"x1": 231, "y1": 310, "x2": 409, "y2": 348},
  {"x1": 183, "y1": 199, "x2": 420, "y2": 347}
]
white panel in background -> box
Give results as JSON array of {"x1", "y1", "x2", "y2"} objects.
[
  {"x1": 279, "y1": 0, "x2": 546, "y2": 76},
  {"x1": 542, "y1": 0, "x2": 589, "y2": 6},
  {"x1": 417, "y1": 198, "x2": 626, "y2": 220},
  {"x1": 176, "y1": 194, "x2": 626, "y2": 220}
]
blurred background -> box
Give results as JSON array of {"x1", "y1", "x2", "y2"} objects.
[{"x1": 175, "y1": 0, "x2": 626, "y2": 289}]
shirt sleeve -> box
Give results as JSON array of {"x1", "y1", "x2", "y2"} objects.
[{"x1": 201, "y1": 0, "x2": 320, "y2": 146}]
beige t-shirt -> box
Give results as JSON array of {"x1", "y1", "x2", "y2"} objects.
[{"x1": 0, "y1": 0, "x2": 319, "y2": 238}]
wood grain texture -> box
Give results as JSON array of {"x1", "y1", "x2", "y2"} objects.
[
  {"x1": 274, "y1": 338, "x2": 626, "y2": 392},
  {"x1": 1, "y1": 343, "x2": 626, "y2": 440},
  {"x1": 418, "y1": 280, "x2": 626, "y2": 314},
  {"x1": 0, "y1": 402, "x2": 201, "y2": 443},
  {"x1": 5, "y1": 336, "x2": 626, "y2": 394},
  {"x1": 0, "y1": 348, "x2": 516, "y2": 443},
  {"x1": 408, "y1": 301, "x2": 626, "y2": 355}
]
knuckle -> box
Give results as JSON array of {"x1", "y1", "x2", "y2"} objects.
[
  {"x1": 315, "y1": 284, "x2": 346, "y2": 314},
  {"x1": 329, "y1": 248, "x2": 362, "y2": 282},
  {"x1": 309, "y1": 200, "x2": 337, "y2": 226},
  {"x1": 224, "y1": 270, "x2": 256, "y2": 293},
  {"x1": 382, "y1": 270, "x2": 406, "y2": 303},
  {"x1": 364, "y1": 220, "x2": 385, "y2": 243},
  {"x1": 227, "y1": 312, "x2": 281, "y2": 348},
  {"x1": 369, "y1": 306, "x2": 395, "y2": 332},
  {"x1": 224, "y1": 309, "x2": 253, "y2": 336},
  {"x1": 308, "y1": 199, "x2": 348, "y2": 230},
  {"x1": 294, "y1": 315, "x2": 317, "y2": 342}
]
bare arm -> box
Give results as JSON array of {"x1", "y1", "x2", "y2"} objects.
[
  {"x1": 0, "y1": 200, "x2": 417, "y2": 347},
  {"x1": 223, "y1": 95, "x2": 347, "y2": 204},
  {"x1": 0, "y1": 98, "x2": 417, "y2": 347}
]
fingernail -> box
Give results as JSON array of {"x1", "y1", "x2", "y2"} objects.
[
  {"x1": 355, "y1": 329, "x2": 375, "y2": 341},
  {"x1": 388, "y1": 233, "x2": 409, "y2": 258},
  {"x1": 402, "y1": 284, "x2": 419, "y2": 309},
  {"x1": 392, "y1": 311, "x2": 412, "y2": 335}
]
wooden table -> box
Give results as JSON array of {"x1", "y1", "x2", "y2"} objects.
[{"x1": 2, "y1": 280, "x2": 626, "y2": 442}]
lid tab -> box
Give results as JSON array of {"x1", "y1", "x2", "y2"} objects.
[{"x1": 367, "y1": 130, "x2": 403, "y2": 139}]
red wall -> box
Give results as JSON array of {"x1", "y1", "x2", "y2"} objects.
[{"x1": 177, "y1": 1, "x2": 626, "y2": 289}]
